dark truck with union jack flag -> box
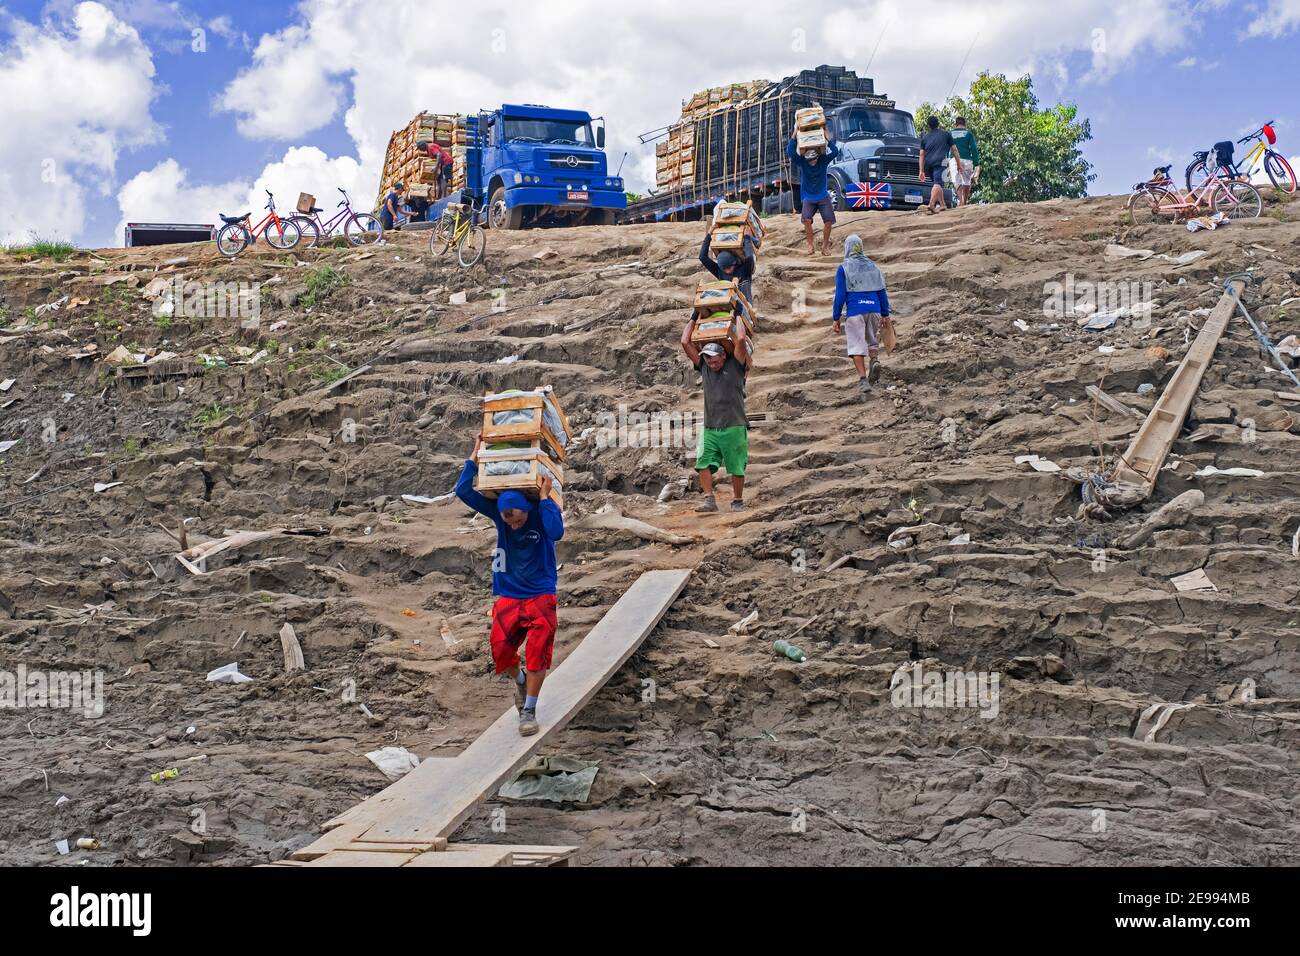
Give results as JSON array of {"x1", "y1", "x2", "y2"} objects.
[{"x1": 620, "y1": 65, "x2": 945, "y2": 224}]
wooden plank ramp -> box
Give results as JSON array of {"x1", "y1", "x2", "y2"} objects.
[
  {"x1": 292, "y1": 568, "x2": 692, "y2": 865},
  {"x1": 1112, "y1": 279, "x2": 1244, "y2": 496}
]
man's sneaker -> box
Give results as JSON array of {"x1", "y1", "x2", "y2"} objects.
[
  {"x1": 518, "y1": 708, "x2": 539, "y2": 737},
  {"x1": 730, "y1": 499, "x2": 745, "y2": 512},
  {"x1": 868, "y1": 359, "x2": 882, "y2": 383},
  {"x1": 513, "y1": 676, "x2": 527, "y2": 712},
  {"x1": 858, "y1": 376, "x2": 873, "y2": 394},
  {"x1": 695, "y1": 495, "x2": 719, "y2": 513}
]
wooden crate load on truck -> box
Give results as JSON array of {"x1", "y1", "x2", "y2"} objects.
[
  {"x1": 709, "y1": 199, "x2": 763, "y2": 252},
  {"x1": 476, "y1": 387, "x2": 572, "y2": 509},
  {"x1": 376, "y1": 112, "x2": 470, "y2": 210},
  {"x1": 691, "y1": 278, "x2": 756, "y2": 360}
]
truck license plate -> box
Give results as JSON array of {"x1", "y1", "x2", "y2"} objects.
[
  {"x1": 567, "y1": 191, "x2": 589, "y2": 202},
  {"x1": 905, "y1": 190, "x2": 923, "y2": 204}
]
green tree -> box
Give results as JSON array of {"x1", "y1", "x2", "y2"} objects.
[{"x1": 915, "y1": 72, "x2": 1094, "y2": 203}]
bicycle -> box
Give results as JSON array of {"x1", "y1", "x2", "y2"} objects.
[
  {"x1": 287, "y1": 188, "x2": 383, "y2": 247},
  {"x1": 1127, "y1": 163, "x2": 1262, "y2": 224},
  {"x1": 429, "y1": 201, "x2": 486, "y2": 267},
  {"x1": 216, "y1": 191, "x2": 301, "y2": 257},
  {"x1": 1185, "y1": 121, "x2": 1297, "y2": 193}
]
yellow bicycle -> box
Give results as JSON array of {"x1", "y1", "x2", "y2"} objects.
[{"x1": 430, "y1": 202, "x2": 487, "y2": 267}]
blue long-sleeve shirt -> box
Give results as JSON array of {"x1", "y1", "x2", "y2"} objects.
[
  {"x1": 832, "y1": 266, "x2": 891, "y2": 322},
  {"x1": 785, "y1": 139, "x2": 841, "y2": 202},
  {"x1": 454, "y1": 460, "x2": 564, "y2": 599}
]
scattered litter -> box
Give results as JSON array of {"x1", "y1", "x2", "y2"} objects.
[
  {"x1": 124, "y1": 663, "x2": 151, "y2": 677},
  {"x1": 1292, "y1": 523, "x2": 1300, "y2": 558},
  {"x1": 1012, "y1": 319, "x2": 1030, "y2": 332},
  {"x1": 34, "y1": 295, "x2": 69, "y2": 316},
  {"x1": 532, "y1": 248, "x2": 559, "y2": 261},
  {"x1": 55, "y1": 795, "x2": 69, "y2": 807},
  {"x1": 401, "y1": 492, "x2": 455, "y2": 505},
  {"x1": 104, "y1": 345, "x2": 144, "y2": 366},
  {"x1": 1097, "y1": 345, "x2": 1116, "y2": 354},
  {"x1": 1104, "y1": 244, "x2": 1208, "y2": 266},
  {"x1": 440, "y1": 620, "x2": 460, "y2": 646},
  {"x1": 703, "y1": 637, "x2": 720, "y2": 648},
  {"x1": 657, "y1": 478, "x2": 688, "y2": 503},
  {"x1": 205, "y1": 662, "x2": 253, "y2": 684},
  {"x1": 1170, "y1": 568, "x2": 1217, "y2": 592},
  {"x1": 75, "y1": 837, "x2": 100, "y2": 850},
  {"x1": 55, "y1": 839, "x2": 70, "y2": 856},
  {"x1": 365, "y1": 746, "x2": 420, "y2": 781},
  {"x1": 0, "y1": 440, "x2": 18, "y2": 454},
  {"x1": 773, "y1": 639, "x2": 807, "y2": 663},
  {"x1": 448, "y1": 291, "x2": 468, "y2": 305},
  {"x1": 950, "y1": 533, "x2": 971, "y2": 545},
  {"x1": 92, "y1": 482, "x2": 123, "y2": 493},
  {"x1": 1276, "y1": 335, "x2": 1300, "y2": 360},
  {"x1": 1015, "y1": 454, "x2": 1061, "y2": 473},
  {"x1": 0, "y1": 379, "x2": 14, "y2": 392},
  {"x1": 1082, "y1": 312, "x2": 1118, "y2": 331},
  {"x1": 729, "y1": 609, "x2": 759, "y2": 634},
  {"x1": 1135, "y1": 701, "x2": 1193, "y2": 742},
  {"x1": 1186, "y1": 211, "x2": 1228, "y2": 232},
  {"x1": 401, "y1": 608, "x2": 418, "y2": 618},
  {"x1": 150, "y1": 768, "x2": 179, "y2": 784},
  {"x1": 1137, "y1": 383, "x2": 1156, "y2": 395},
  {"x1": 498, "y1": 755, "x2": 598, "y2": 803},
  {"x1": 1195, "y1": 465, "x2": 1264, "y2": 478},
  {"x1": 495, "y1": 354, "x2": 520, "y2": 364}
]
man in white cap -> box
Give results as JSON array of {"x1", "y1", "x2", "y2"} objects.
[{"x1": 680, "y1": 317, "x2": 751, "y2": 512}]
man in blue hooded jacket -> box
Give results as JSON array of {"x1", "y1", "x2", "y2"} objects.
[{"x1": 455, "y1": 436, "x2": 564, "y2": 736}]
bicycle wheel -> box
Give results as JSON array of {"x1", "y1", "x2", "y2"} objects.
[
  {"x1": 1184, "y1": 159, "x2": 1209, "y2": 192},
  {"x1": 1212, "y1": 181, "x2": 1262, "y2": 219},
  {"x1": 1264, "y1": 151, "x2": 1298, "y2": 194},
  {"x1": 264, "y1": 218, "x2": 301, "y2": 250},
  {"x1": 1126, "y1": 187, "x2": 1166, "y2": 224},
  {"x1": 345, "y1": 213, "x2": 382, "y2": 246},
  {"x1": 216, "y1": 223, "x2": 250, "y2": 257},
  {"x1": 290, "y1": 215, "x2": 321, "y2": 248},
  {"x1": 429, "y1": 216, "x2": 454, "y2": 257},
  {"x1": 457, "y1": 224, "x2": 486, "y2": 268}
]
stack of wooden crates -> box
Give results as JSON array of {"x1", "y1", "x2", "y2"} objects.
[
  {"x1": 476, "y1": 388, "x2": 572, "y2": 509},
  {"x1": 375, "y1": 112, "x2": 469, "y2": 209},
  {"x1": 656, "y1": 79, "x2": 770, "y2": 189},
  {"x1": 691, "y1": 278, "x2": 756, "y2": 360},
  {"x1": 708, "y1": 199, "x2": 764, "y2": 254},
  {"x1": 793, "y1": 105, "x2": 827, "y2": 153}
]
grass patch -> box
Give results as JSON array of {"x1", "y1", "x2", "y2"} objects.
[
  {"x1": 4, "y1": 237, "x2": 77, "y2": 262},
  {"x1": 300, "y1": 264, "x2": 350, "y2": 308},
  {"x1": 191, "y1": 403, "x2": 234, "y2": 428}
]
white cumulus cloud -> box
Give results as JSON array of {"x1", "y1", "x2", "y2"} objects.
[{"x1": 0, "y1": 1, "x2": 161, "y2": 244}]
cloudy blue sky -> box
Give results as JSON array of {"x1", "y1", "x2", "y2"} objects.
[{"x1": 1, "y1": 0, "x2": 1297, "y2": 247}]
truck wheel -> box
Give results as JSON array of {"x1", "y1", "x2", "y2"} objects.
[
  {"x1": 489, "y1": 187, "x2": 522, "y2": 230},
  {"x1": 591, "y1": 209, "x2": 616, "y2": 226},
  {"x1": 827, "y1": 179, "x2": 845, "y2": 212}
]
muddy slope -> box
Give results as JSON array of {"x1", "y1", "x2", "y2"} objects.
[{"x1": 1, "y1": 194, "x2": 1299, "y2": 866}]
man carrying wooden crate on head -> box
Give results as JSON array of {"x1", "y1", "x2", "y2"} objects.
[
  {"x1": 786, "y1": 128, "x2": 841, "y2": 257},
  {"x1": 680, "y1": 318, "x2": 752, "y2": 513},
  {"x1": 454, "y1": 439, "x2": 565, "y2": 737},
  {"x1": 699, "y1": 231, "x2": 757, "y2": 305}
]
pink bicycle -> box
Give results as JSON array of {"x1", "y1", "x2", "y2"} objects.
[
  {"x1": 287, "y1": 188, "x2": 382, "y2": 247},
  {"x1": 1126, "y1": 163, "x2": 1261, "y2": 224}
]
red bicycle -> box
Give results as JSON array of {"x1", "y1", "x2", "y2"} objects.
[{"x1": 216, "y1": 191, "x2": 302, "y2": 257}]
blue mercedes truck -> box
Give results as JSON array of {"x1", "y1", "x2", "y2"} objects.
[{"x1": 453, "y1": 104, "x2": 627, "y2": 229}]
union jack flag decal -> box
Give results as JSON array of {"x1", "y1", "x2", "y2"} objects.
[{"x1": 845, "y1": 181, "x2": 892, "y2": 209}]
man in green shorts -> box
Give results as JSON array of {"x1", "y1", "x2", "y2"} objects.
[{"x1": 680, "y1": 316, "x2": 751, "y2": 512}]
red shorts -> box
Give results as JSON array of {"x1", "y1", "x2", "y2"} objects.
[{"x1": 489, "y1": 594, "x2": 557, "y2": 673}]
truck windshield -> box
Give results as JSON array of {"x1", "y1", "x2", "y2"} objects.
[
  {"x1": 836, "y1": 109, "x2": 916, "y2": 139},
  {"x1": 503, "y1": 117, "x2": 595, "y2": 146}
]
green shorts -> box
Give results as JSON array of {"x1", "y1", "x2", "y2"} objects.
[{"x1": 695, "y1": 425, "x2": 748, "y2": 477}]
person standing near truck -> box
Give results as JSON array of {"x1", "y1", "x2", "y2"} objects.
[
  {"x1": 786, "y1": 134, "x2": 841, "y2": 256},
  {"x1": 832, "y1": 234, "x2": 891, "y2": 395},
  {"x1": 455, "y1": 438, "x2": 565, "y2": 738},
  {"x1": 918, "y1": 117, "x2": 960, "y2": 214},
  {"x1": 417, "y1": 140, "x2": 454, "y2": 199},
  {"x1": 949, "y1": 117, "x2": 981, "y2": 206},
  {"x1": 699, "y1": 231, "x2": 758, "y2": 304},
  {"x1": 380, "y1": 182, "x2": 406, "y2": 231}
]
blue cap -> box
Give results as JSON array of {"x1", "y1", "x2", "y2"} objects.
[{"x1": 497, "y1": 490, "x2": 533, "y2": 514}]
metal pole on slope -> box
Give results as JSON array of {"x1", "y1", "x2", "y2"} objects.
[{"x1": 1224, "y1": 272, "x2": 1300, "y2": 387}]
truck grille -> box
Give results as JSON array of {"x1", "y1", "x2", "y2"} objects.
[
  {"x1": 545, "y1": 153, "x2": 598, "y2": 170},
  {"x1": 882, "y1": 159, "x2": 920, "y2": 181}
]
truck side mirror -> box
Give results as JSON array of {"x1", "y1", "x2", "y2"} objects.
[{"x1": 597, "y1": 127, "x2": 605, "y2": 149}]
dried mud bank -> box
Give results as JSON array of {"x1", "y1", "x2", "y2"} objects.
[{"x1": 1, "y1": 193, "x2": 1299, "y2": 865}]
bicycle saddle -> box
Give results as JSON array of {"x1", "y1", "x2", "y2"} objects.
[
  {"x1": 1193, "y1": 150, "x2": 1209, "y2": 160},
  {"x1": 309, "y1": 206, "x2": 323, "y2": 213},
  {"x1": 1156, "y1": 164, "x2": 1172, "y2": 176},
  {"x1": 220, "y1": 213, "x2": 250, "y2": 224}
]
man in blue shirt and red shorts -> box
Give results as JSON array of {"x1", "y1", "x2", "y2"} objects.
[{"x1": 455, "y1": 436, "x2": 565, "y2": 736}]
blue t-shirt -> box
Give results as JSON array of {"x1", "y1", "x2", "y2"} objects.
[
  {"x1": 786, "y1": 139, "x2": 842, "y2": 202},
  {"x1": 454, "y1": 460, "x2": 564, "y2": 598}
]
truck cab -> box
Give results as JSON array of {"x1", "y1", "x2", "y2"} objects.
[
  {"x1": 822, "y1": 101, "x2": 952, "y2": 210},
  {"x1": 479, "y1": 104, "x2": 627, "y2": 229}
]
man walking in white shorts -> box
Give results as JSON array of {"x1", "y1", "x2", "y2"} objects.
[{"x1": 831, "y1": 235, "x2": 891, "y2": 395}]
